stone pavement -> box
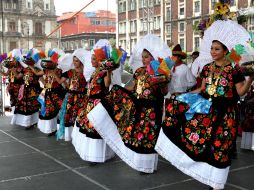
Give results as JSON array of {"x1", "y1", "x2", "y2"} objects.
[{"x1": 0, "y1": 116, "x2": 253, "y2": 190}]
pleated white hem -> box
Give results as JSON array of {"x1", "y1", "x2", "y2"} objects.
[
  {"x1": 64, "y1": 126, "x2": 73, "y2": 142},
  {"x1": 12, "y1": 112, "x2": 39, "y2": 127},
  {"x1": 155, "y1": 129, "x2": 229, "y2": 189},
  {"x1": 71, "y1": 124, "x2": 115, "y2": 163},
  {"x1": 241, "y1": 132, "x2": 254, "y2": 150},
  {"x1": 87, "y1": 102, "x2": 158, "y2": 173},
  {"x1": 38, "y1": 116, "x2": 57, "y2": 134}
]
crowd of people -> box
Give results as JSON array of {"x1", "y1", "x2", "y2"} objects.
[{"x1": 1, "y1": 6, "x2": 254, "y2": 190}]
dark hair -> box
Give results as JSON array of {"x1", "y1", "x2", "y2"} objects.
[
  {"x1": 143, "y1": 49, "x2": 154, "y2": 58},
  {"x1": 212, "y1": 40, "x2": 228, "y2": 52},
  {"x1": 191, "y1": 51, "x2": 199, "y2": 56}
]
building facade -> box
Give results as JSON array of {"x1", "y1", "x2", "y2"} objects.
[
  {"x1": 117, "y1": 0, "x2": 254, "y2": 54},
  {"x1": 117, "y1": 0, "x2": 164, "y2": 54},
  {"x1": 57, "y1": 10, "x2": 116, "y2": 52},
  {"x1": 0, "y1": 0, "x2": 59, "y2": 53},
  {"x1": 60, "y1": 33, "x2": 115, "y2": 53}
]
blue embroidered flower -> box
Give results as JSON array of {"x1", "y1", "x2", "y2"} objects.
[{"x1": 217, "y1": 86, "x2": 225, "y2": 95}]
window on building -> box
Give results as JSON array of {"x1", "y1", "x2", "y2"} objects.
[
  {"x1": 166, "y1": 24, "x2": 171, "y2": 35},
  {"x1": 194, "y1": 1, "x2": 200, "y2": 13},
  {"x1": 12, "y1": 0, "x2": 17, "y2": 9},
  {"x1": 230, "y1": 0, "x2": 236, "y2": 6},
  {"x1": 179, "y1": 22, "x2": 185, "y2": 32},
  {"x1": 166, "y1": 6, "x2": 171, "y2": 21},
  {"x1": 179, "y1": 38, "x2": 185, "y2": 50},
  {"x1": 179, "y1": 7, "x2": 184, "y2": 15},
  {"x1": 45, "y1": 3, "x2": 49, "y2": 10},
  {"x1": 123, "y1": 1, "x2": 126, "y2": 12},
  {"x1": 178, "y1": 0, "x2": 185, "y2": 17},
  {"x1": 250, "y1": 14, "x2": 254, "y2": 24},
  {"x1": 89, "y1": 39, "x2": 95, "y2": 48},
  {"x1": 35, "y1": 22, "x2": 42, "y2": 34},
  {"x1": 129, "y1": 0, "x2": 136, "y2": 10},
  {"x1": 27, "y1": 0, "x2": 32, "y2": 9},
  {"x1": 10, "y1": 42, "x2": 16, "y2": 50},
  {"x1": 194, "y1": 36, "x2": 200, "y2": 50},
  {"x1": 119, "y1": 2, "x2": 123, "y2": 12},
  {"x1": 154, "y1": 16, "x2": 160, "y2": 30},
  {"x1": 8, "y1": 22, "x2": 16, "y2": 32},
  {"x1": 211, "y1": 0, "x2": 217, "y2": 9}
]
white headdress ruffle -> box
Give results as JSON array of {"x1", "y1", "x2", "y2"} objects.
[
  {"x1": 129, "y1": 34, "x2": 172, "y2": 72},
  {"x1": 192, "y1": 20, "x2": 251, "y2": 77}
]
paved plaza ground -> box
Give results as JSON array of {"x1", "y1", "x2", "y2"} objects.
[{"x1": 0, "y1": 116, "x2": 253, "y2": 190}]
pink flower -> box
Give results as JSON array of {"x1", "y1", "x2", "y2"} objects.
[
  {"x1": 219, "y1": 78, "x2": 228, "y2": 86},
  {"x1": 137, "y1": 132, "x2": 144, "y2": 140},
  {"x1": 150, "y1": 121, "x2": 155, "y2": 126},
  {"x1": 143, "y1": 89, "x2": 151, "y2": 96},
  {"x1": 189, "y1": 132, "x2": 199, "y2": 143}
]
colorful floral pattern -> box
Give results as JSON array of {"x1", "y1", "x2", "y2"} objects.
[
  {"x1": 76, "y1": 70, "x2": 108, "y2": 138},
  {"x1": 62, "y1": 70, "x2": 87, "y2": 127},
  {"x1": 14, "y1": 67, "x2": 41, "y2": 115},
  {"x1": 102, "y1": 67, "x2": 167, "y2": 153},
  {"x1": 39, "y1": 69, "x2": 65, "y2": 120},
  {"x1": 6, "y1": 67, "x2": 23, "y2": 107},
  {"x1": 163, "y1": 62, "x2": 245, "y2": 168}
]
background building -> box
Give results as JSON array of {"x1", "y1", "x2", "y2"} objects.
[
  {"x1": 117, "y1": 0, "x2": 164, "y2": 54},
  {"x1": 0, "y1": 0, "x2": 59, "y2": 53},
  {"x1": 57, "y1": 10, "x2": 116, "y2": 52},
  {"x1": 117, "y1": 0, "x2": 254, "y2": 55}
]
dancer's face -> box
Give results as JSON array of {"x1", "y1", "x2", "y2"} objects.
[
  {"x1": 91, "y1": 54, "x2": 99, "y2": 68},
  {"x1": 210, "y1": 41, "x2": 228, "y2": 61},
  {"x1": 73, "y1": 57, "x2": 82, "y2": 69},
  {"x1": 142, "y1": 50, "x2": 153, "y2": 66}
]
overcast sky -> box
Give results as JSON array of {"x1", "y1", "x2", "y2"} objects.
[{"x1": 54, "y1": 0, "x2": 117, "y2": 16}]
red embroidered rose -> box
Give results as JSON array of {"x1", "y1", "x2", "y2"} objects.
[
  {"x1": 179, "y1": 104, "x2": 185, "y2": 113},
  {"x1": 202, "y1": 118, "x2": 211, "y2": 127},
  {"x1": 214, "y1": 140, "x2": 221, "y2": 147},
  {"x1": 167, "y1": 103, "x2": 173, "y2": 112},
  {"x1": 150, "y1": 112, "x2": 156, "y2": 120},
  {"x1": 137, "y1": 132, "x2": 144, "y2": 140},
  {"x1": 148, "y1": 134, "x2": 154, "y2": 140}
]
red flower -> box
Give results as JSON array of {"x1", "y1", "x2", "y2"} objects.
[
  {"x1": 227, "y1": 90, "x2": 233, "y2": 97},
  {"x1": 227, "y1": 118, "x2": 234, "y2": 128},
  {"x1": 179, "y1": 104, "x2": 185, "y2": 113},
  {"x1": 199, "y1": 138, "x2": 205, "y2": 144},
  {"x1": 166, "y1": 103, "x2": 173, "y2": 112},
  {"x1": 185, "y1": 128, "x2": 191, "y2": 134},
  {"x1": 214, "y1": 140, "x2": 221, "y2": 147},
  {"x1": 202, "y1": 118, "x2": 211, "y2": 127},
  {"x1": 150, "y1": 112, "x2": 156, "y2": 120},
  {"x1": 148, "y1": 134, "x2": 154, "y2": 140},
  {"x1": 143, "y1": 127, "x2": 150, "y2": 134},
  {"x1": 137, "y1": 132, "x2": 144, "y2": 140}
]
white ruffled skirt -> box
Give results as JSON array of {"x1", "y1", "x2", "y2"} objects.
[
  {"x1": 11, "y1": 112, "x2": 39, "y2": 127},
  {"x1": 155, "y1": 129, "x2": 229, "y2": 189},
  {"x1": 71, "y1": 124, "x2": 115, "y2": 162},
  {"x1": 38, "y1": 116, "x2": 57, "y2": 134},
  {"x1": 87, "y1": 102, "x2": 158, "y2": 173}
]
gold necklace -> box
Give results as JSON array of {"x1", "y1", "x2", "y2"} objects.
[
  {"x1": 207, "y1": 62, "x2": 225, "y2": 101},
  {"x1": 10, "y1": 71, "x2": 14, "y2": 82},
  {"x1": 136, "y1": 74, "x2": 146, "y2": 99}
]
